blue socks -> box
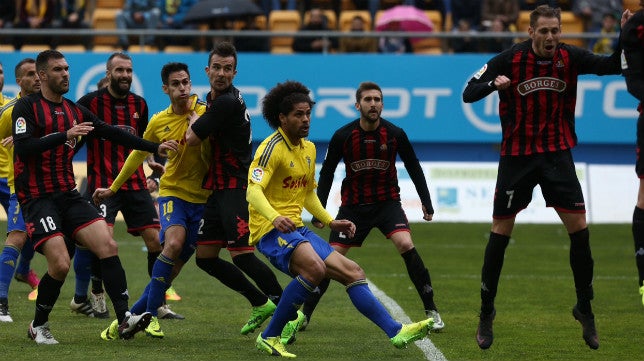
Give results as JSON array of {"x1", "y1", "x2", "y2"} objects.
[
  {"x1": 73, "y1": 247, "x2": 92, "y2": 301},
  {"x1": 146, "y1": 254, "x2": 174, "y2": 315},
  {"x1": 262, "y1": 275, "x2": 314, "y2": 338},
  {"x1": 346, "y1": 280, "x2": 401, "y2": 338},
  {"x1": 0, "y1": 246, "x2": 19, "y2": 299}
]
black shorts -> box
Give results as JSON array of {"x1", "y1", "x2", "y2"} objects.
[
  {"x1": 197, "y1": 189, "x2": 253, "y2": 251},
  {"x1": 493, "y1": 150, "x2": 586, "y2": 218},
  {"x1": 329, "y1": 200, "x2": 410, "y2": 248},
  {"x1": 636, "y1": 111, "x2": 644, "y2": 177},
  {"x1": 87, "y1": 189, "x2": 160, "y2": 236},
  {"x1": 21, "y1": 190, "x2": 102, "y2": 252}
]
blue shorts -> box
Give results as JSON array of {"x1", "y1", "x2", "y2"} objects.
[
  {"x1": 7, "y1": 193, "x2": 26, "y2": 234},
  {"x1": 257, "y1": 226, "x2": 334, "y2": 276},
  {"x1": 158, "y1": 196, "x2": 205, "y2": 263}
]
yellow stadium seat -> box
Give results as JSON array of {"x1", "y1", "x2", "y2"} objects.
[
  {"x1": 624, "y1": 0, "x2": 641, "y2": 12},
  {"x1": 338, "y1": 10, "x2": 372, "y2": 31},
  {"x1": 92, "y1": 8, "x2": 119, "y2": 46},
  {"x1": 96, "y1": 0, "x2": 124, "y2": 9},
  {"x1": 268, "y1": 10, "x2": 301, "y2": 54}
]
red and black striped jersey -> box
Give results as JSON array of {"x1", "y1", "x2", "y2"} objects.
[
  {"x1": 622, "y1": 9, "x2": 644, "y2": 109},
  {"x1": 11, "y1": 93, "x2": 158, "y2": 202},
  {"x1": 191, "y1": 86, "x2": 251, "y2": 191},
  {"x1": 77, "y1": 88, "x2": 149, "y2": 191},
  {"x1": 317, "y1": 118, "x2": 433, "y2": 212},
  {"x1": 463, "y1": 39, "x2": 621, "y2": 156}
]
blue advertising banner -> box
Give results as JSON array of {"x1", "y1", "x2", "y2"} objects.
[{"x1": 0, "y1": 52, "x2": 637, "y2": 144}]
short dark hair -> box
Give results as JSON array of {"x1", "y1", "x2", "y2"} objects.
[
  {"x1": 36, "y1": 50, "x2": 64, "y2": 73},
  {"x1": 15, "y1": 58, "x2": 36, "y2": 78},
  {"x1": 262, "y1": 81, "x2": 314, "y2": 130},
  {"x1": 355, "y1": 81, "x2": 382, "y2": 103},
  {"x1": 106, "y1": 52, "x2": 132, "y2": 70},
  {"x1": 208, "y1": 41, "x2": 238, "y2": 69},
  {"x1": 161, "y1": 62, "x2": 190, "y2": 85},
  {"x1": 530, "y1": 5, "x2": 561, "y2": 28}
]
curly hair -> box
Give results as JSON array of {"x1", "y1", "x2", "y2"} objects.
[{"x1": 261, "y1": 81, "x2": 314, "y2": 130}]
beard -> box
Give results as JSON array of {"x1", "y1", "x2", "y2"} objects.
[{"x1": 110, "y1": 76, "x2": 131, "y2": 97}]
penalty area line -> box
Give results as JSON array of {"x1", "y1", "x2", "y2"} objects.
[{"x1": 367, "y1": 279, "x2": 448, "y2": 361}]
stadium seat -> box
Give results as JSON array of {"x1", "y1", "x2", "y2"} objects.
[
  {"x1": 303, "y1": 9, "x2": 337, "y2": 29},
  {"x1": 268, "y1": 10, "x2": 301, "y2": 54},
  {"x1": 410, "y1": 10, "x2": 443, "y2": 53},
  {"x1": 92, "y1": 8, "x2": 119, "y2": 47},
  {"x1": 338, "y1": 10, "x2": 372, "y2": 31},
  {"x1": 96, "y1": 0, "x2": 124, "y2": 9}
]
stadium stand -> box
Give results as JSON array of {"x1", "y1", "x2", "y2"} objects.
[
  {"x1": 338, "y1": 10, "x2": 372, "y2": 31},
  {"x1": 303, "y1": 9, "x2": 338, "y2": 29}
]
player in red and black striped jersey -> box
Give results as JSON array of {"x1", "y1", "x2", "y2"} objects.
[
  {"x1": 463, "y1": 5, "x2": 632, "y2": 350},
  {"x1": 302, "y1": 81, "x2": 444, "y2": 331},
  {"x1": 185, "y1": 42, "x2": 284, "y2": 334},
  {"x1": 621, "y1": 1, "x2": 644, "y2": 307},
  {"x1": 12, "y1": 50, "x2": 177, "y2": 344},
  {"x1": 72, "y1": 53, "x2": 173, "y2": 320}
]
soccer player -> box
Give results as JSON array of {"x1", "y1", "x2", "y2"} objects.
[
  {"x1": 12, "y1": 50, "x2": 176, "y2": 344},
  {"x1": 93, "y1": 62, "x2": 209, "y2": 339},
  {"x1": 249, "y1": 80, "x2": 433, "y2": 358},
  {"x1": 0, "y1": 60, "x2": 39, "y2": 302},
  {"x1": 74, "y1": 52, "x2": 182, "y2": 320},
  {"x1": 462, "y1": 5, "x2": 631, "y2": 350},
  {"x1": 621, "y1": 1, "x2": 644, "y2": 307},
  {"x1": 0, "y1": 58, "x2": 41, "y2": 322},
  {"x1": 301, "y1": 81, "x2": 444, "y2": 332},
  {"x1": 185, "y1": 41, "x2": 285, "y2": 336}
]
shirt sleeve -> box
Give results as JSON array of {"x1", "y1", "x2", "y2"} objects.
[{"x1": 396, "y1": 128, "x2": 434, "y2": 214}]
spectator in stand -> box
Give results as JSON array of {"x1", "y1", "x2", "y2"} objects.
[
  {"x1": 258, "y1": 0, "x2": 296, "y2": 16},
  {"x1": 408, "y1": 0, "x2": 447, "y2": 31},
  {"x1": 292, "y1": 8, "x2": 338, "y2": 53},
  {"x1": 12, "y1": 0, "x2": 56, "y2": 50},
  {"x1": 590, "y1": 12, "x2": 619, "y2": 54},
  {"x1": 235, "y1": 15, "x2": 270, "y2": 52},
  {"x1": 378, "y1": 20, "x2": 413, "y2": 54},
  {"x1": 481, "y1": 0, "x2": 519, "y2": 31},
  {"x1": 0, "y1": 1, "x2": 16, "y2": 46},
  {"x1": 53, "y1": 0, "x2": 93, "y2": 50},
  {"x1": 115, "y1": 0, "x2": 160, "y2": 50},
  {"x1": 339, "y1": 15, "x2": 377, "y2": 53},
  {"x1": 480, "y1": 17, "x2": 514, "y2": 53},
  {"x1": 450, "y1": 18, "x2": 479, "y2": 53},
  {"x1": 451, "y1": 0, "x2": 483, "y2": 31},
  {"x1": 156, "y1": 0, "x2": 198, "y2": 51},
  {"x1": 573, "y1": 0, "x2": 622, "y2": 32}
]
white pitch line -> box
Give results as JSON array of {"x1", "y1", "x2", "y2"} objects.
[{"x1": 367, "y1": 279, "x2": 448, "y2": 361}]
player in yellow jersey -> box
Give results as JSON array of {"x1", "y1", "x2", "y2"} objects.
[
  {"x1": 248, "y1": 81, "x2": 433, "y2": 358},
  {"x1": 0, "y1": 59, "x2": 42, "y2": 321},
  {"x1": 94, "y1": 62, "x2": 209, "y2": 339}
]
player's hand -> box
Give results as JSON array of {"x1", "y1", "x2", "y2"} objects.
[
  {"x1": 311, "y1": 218, "x2": 324, "y2": 229},
  {"x1": 622, "y1": 9, "x2": 634, "y2": 27},
  {"x1": 157, "y1": 140, "x2": 178, "y2": 157},
  {"x1": 92, "y1": 188, "x2": 114, "y2": 205},
  {"x1": 146, "y1": 178, "x2": 159, "y2": 193},
  {"x1": 147, "y1": 157, "x2": 165, "y2": 175},
  {"x1": 67, "y1": 122, "x2": 94, "y2": 139},
  {"x1": 273, "y1": 216, "x2": 296, "y2": 233},
  {"x1": 1, "y1": 136, "x2": 13, "y2": 148},
  {"x1": 422, "y1": 205, "x2": 434, "y2": 222},
  {"x1": 329, "y1": 219, "x2": 356, "y2": 238},
  {"x1": 494, "y1": 75, "x2": 511, "y2": 90}
]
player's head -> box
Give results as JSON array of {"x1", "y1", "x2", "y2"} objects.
[
  {"x1": 106, "y1": 52, "x2": 133, "y2": 97},
  {"x1": 262, "y1": 81, "x2": 314, "y2": 140},
  {"x1": 15, "y1": 58, "x2": 40, "y2": 96},
  {"x1": 529, "y1": 5, "x2": 561, "y2": 58},
  {"x1": 36, "y1": 50, "x2": 69, "y2": 96},
  {"x1": 206, "y1": 41, "x2": 237, "y2": 96},
  {"x1": 161, "y1": 62, "x2": 192, "y2": 110},
  {"x1": 97, "y1": 76, "x2": 109, "y2": 89},
  {"x1": 355, "y1": 81, "x2": 383, "y2": 124}
]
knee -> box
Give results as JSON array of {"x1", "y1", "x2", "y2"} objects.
[
  {"x1": 50, "y1": 258, "x2": 71, "y2": 279},
  {"x1": 300, "y1": 258, "x2": 327, "y2": 285}
]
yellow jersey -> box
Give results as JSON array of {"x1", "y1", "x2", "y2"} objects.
[
  {"x1": 0, "y1": 93, "x2": 14, "y2": 180},
  {"x1": 248, "y1": 128, "x2": 319, "y2": 244},
  {"x1": 110, "y1": 95, "x2": 211, "y2": 204}
]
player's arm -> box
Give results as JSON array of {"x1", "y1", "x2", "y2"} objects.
[
  {"x1": 623, "y1": 15, "x2": 644, "y2": 102},
  {"x1": 462, "y1": 54, "x2": 506, "y2": 103},
  {"x1": 12, "y1": 98, "x2": 68, "y2": 156},
  {"x1": 396, "y1": 129, "x2": 434, "y2": 220},
  {"x1": 317, "y1": 129, "x2": 344, "y2": 207},
  {"x1": 186, "y1": 96, "x2": 235, "y2": 146}
]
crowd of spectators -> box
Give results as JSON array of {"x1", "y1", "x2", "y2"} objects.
[{"x1": 0, "y1": 0, "x2": 627, "y2": 54}]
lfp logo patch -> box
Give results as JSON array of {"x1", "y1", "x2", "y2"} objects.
[
  {"x1": 15, "y1": 117, "x2": 26, "y2": 134},
  {"x1": 251, "y1": 168, "x2": 264, "y2": 183}
]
